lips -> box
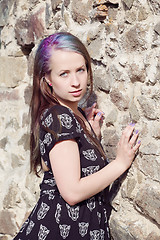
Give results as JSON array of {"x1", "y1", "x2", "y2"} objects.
[
  {"x1": 69, "y1": 89, "x2": 82, "y2": 97},
  {"x1": 70, "y1": 89, "x2": 82, "y2": 94}
]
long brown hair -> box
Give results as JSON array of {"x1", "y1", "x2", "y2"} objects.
[{"x1": 30, "y1": 32, "x2": 105, "y2": 176}]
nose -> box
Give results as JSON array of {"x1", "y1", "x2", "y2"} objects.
[{"x1": 71, "y1": 73, "x2": 80, "y2": 87}]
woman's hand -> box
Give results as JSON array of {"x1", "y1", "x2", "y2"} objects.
[
  {"x1": 85, "y1": 103, "x2": 104, "y2": 140},
  {"x1": 115, "y1": 123, "x2": 141, "y2": 171}
]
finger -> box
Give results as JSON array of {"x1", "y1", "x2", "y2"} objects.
[
  {"x1": 85, "y1": 103, "x2": 97, "y2": 119},
  {"x1": 132, "y1": 140, "x2": 141, "y2": 152},
  {"x1": 129, "y1": 129, "x2": 139, "y2": 147},
  {"x1": 122, "y1": 123, "x2": 135, "y2": 144},
  {"x1": 94, "y1": 112, "x2": 104, "y2": 123}
]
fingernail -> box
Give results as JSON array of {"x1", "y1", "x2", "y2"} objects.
[
  {"x1": 138, "y1": 140, "x2": 141, "y2": 144},
  {"x1": 135, "y1": 130, "x2": 139, "y2": 134},
  {"x1": 97, "y1": 112, "x2": 102, "y2": 116},
  {"x1": 129, "y1": 122, "x2": 133, "y2": 125}
]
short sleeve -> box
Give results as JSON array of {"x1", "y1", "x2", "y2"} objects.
[{"x1": 39, "y1": 105, "x2": 82, "y2": 169}]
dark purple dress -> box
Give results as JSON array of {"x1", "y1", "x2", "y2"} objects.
[{"x1": 13, "y1": 105, "x2": 111, "y2": 240}]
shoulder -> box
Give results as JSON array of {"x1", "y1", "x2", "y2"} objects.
[{"x1": 40, "y1": 105, "x2": 78, "y2": 131}]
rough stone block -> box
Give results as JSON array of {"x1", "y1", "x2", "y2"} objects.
[
  {"x1": 137, "y1": 96, "x2": 158, "y2": 120},
  {"x1": 0, "y1": 57, "x2": 27, "y2": 88},
  {"x1": 110, "y1": 88, "x2": 130, "y2": 111},
  {"x1": 121, "y1": 24, "x2": 148, "y2": 52},
  {"x1": 138, "y1": 6, "x2": 149, "y2": 21},
  {"x1": 138, "y1": 155, "x2": 160, "y2": 182},
  {"x1": 154, "y1": 22, "x2": 160, "y2": 35},
  {"x1": 51, "y1": 0, "x2": 62, "y2": 10},
  {"x1": 129, "y1": 102, "x2": 140, "y2": 122},
  {"x1": 0, "y1": 210, "x2": 17, "y2": 235},
  {"x1": 71, "y1": 0, "x2": 92, "y2": 24},
  {"x1": 134, "y1": 184, "x2": 160, "y2": 225},
  {"x1": 3, "y1": 182, "x2": 21, "y2": 209},
  {"x1": 0, "y1": 0, "x2": 15, "y2": 26},
  {"x1": 148, "y1": 0, "x2": 160, "y2": 15},
  {"x1": 128, "y1": 63, "x2": 145, "y2": 83},
  {"x1": 15, "y1": 8, "x2": 45, "y2": 46},
  {"x1": 122, "y1": 0, "x2": 134, "y2": 9}
]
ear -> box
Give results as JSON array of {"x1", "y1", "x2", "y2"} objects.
[{"x1": 45, "y1": 74, "x2": 52, "y2": 86}]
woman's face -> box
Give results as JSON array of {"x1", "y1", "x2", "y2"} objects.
[{"x1": 45, "y1": 49, "x2": 88, "y2": 108}]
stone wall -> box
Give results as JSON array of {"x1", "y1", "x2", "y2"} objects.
[{"x1": 0, "y1": 0, "x2": 160, "y2": 239}]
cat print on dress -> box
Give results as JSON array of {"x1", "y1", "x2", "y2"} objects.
[
  {"x1": 42, "y1": 113, "x2": 53, "y2": 127},
  {"x1": 86, "y1": 196, "x2": 96, "y2": 212},
  {"x1": 59, "y1": 224, "x2": 71, "y2": 239},
  {"x1": 43, "y1": 133, "x2": 52, "y2": 146},
  {"x1": 82, "y1": 165, "x2": 100, "y2": 177},
  {"x1": 66, "y1": 203, "x2": 80, "y2": 221},
  {"x1": 37, "y1": 202, "x2": 50, "y2": 220},
  {"x1": 44, "y1": 178, "x2": 56, "y2": 187},
  {"x1": 82, "y1": 149, "x2": 97, "y2": 161},
  {"x1": 55, "y1": 203, "x2": 62, "y2": 224},
  {"x1": 19, "y1": 219, "x2": 29, "y2": 233},
  {"x1": 26, "y1": 220, "x2": 35, "y2": 235},
  {"x1": 42, "y1": 189, "x2": 55, "y2": 200},
  {"x1": 78, "y1": 222, "x2": 89, "y2": 237},
  {"x1": 58, "y1": 114, "x2": 73, "y2": 129},
  {"x1": 97, "y1": 212, "x2": 101, "y2": 225},
  {"x1": 39, "y1": 140, "x2": 45, "y2": 156},
  {"x1": 74, "y1": 117, "x2": 83, "y2": 133},
  {"x1": 38, "y1": 224, "x2": 50, "y2": 240},
  {"x1": 90, "y1": 230, "x2": 100, "y2": 240}
]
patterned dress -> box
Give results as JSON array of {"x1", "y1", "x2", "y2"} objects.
[{"x1": 13, "y1": 105, "x2": 111, "y2": 240}]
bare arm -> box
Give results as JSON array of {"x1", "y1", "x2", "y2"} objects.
[{"x1": 50, "y1": 124, "x2": 140, "y2": 206}]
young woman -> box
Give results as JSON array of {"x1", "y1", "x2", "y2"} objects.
[{"x1": 13, "y1": 32, "x2": 141, "y2": 240}]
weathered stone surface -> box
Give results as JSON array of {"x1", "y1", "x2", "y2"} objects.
[
  {"x1": 0, "y1": 137, "x2": 8, "y2": 149},
  {"x1": 105, "y1": 109, "x2": 118, "y2": 126},
  {"x1": 154, "y1": 22, "x2": 160, "y2": 35},
  {"x1": 18, "y1": 134, "x2": 30, "y2": 151},
  {"x1": 128, "y1": 64, "x2": 145, "y2": 83},
  {"x1": 11, "y1": 153, "x2": 24, "y2": 168},
  {"x1": 138, "y1": 155, "x2": 160, "y2": 182},
  {"x1": 110, "y1": 88, "x2": 130, "y2": 110},
  {"x1": 51, "y1": 0, "x2": 62, "y2": 10},
  {"x1": 129, "y1": 102, "x2": 140, "y2": 122},
  {"x1": 71, "y1": 0, "x2": 92, "y2": 24},
  {"x1": 137, "y1": 96, "x2": 158, "y2": 120},
  {"x1": 24, "y1": 85, "x2": 32, "y2": 105},
  {"x1": 0, "y1": 0, "x2": 160, "y2": 239},
  {"x1": 148, "y1": 0, "x2": 160, "y2": 15},
  {"x1": 0, "y1": 57, "x2": 27, "y2": 88},
  {"x1": 122, "y1": 0, "x2": 135, "y2": 9},
  {"x1": 138, "y1": 6, "x2": 149, "y2": 21},
  {"x1": 88, "y1": 38, "x2": 103, "y2": 60},
  {"x1": 0, "y1": 0, "x2": 15, "y2": 27},
  {"x1": 121, "y1": 24, "x2": 148, "y2": 51},
  {"x1": 103, "y1": 129, "x2": 118, "y2": 160},
  {"x1": 3, "y1": 182, "x2": 21, "y2": 209},
  {"x1": 110, "y1": 216, "x2": 145, "y2": 240},
  {"x1": 0, "y1": 210, "x2": 17, "y2": 235},
  {"x1": 94, "y1": 67, "x2": 111, "y2": 92},
  {"x1": 151, "y1": 121, "x2": 160, "y2": 139},
  {"x1": 15, "y1": 8, "x2": 45, "y2": 46},
  {"x1": 146, "y1": 232, "x2": 160, "y2": 240},
  {"x1": 134, "y1": 184, "x2": 160, "y2": 225},
  {"x1": 64, "y1": 0, "x2": 70, "y2": 7},
  {"x1": 0, "y1": 89, "x2": 20, "y2": 102},
  {"x1": 140, "y1": 142, "x2": 158, "y2": 155},
  {"x1": 125, "y1": 9, "x2": 137, "y2": 24}
]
